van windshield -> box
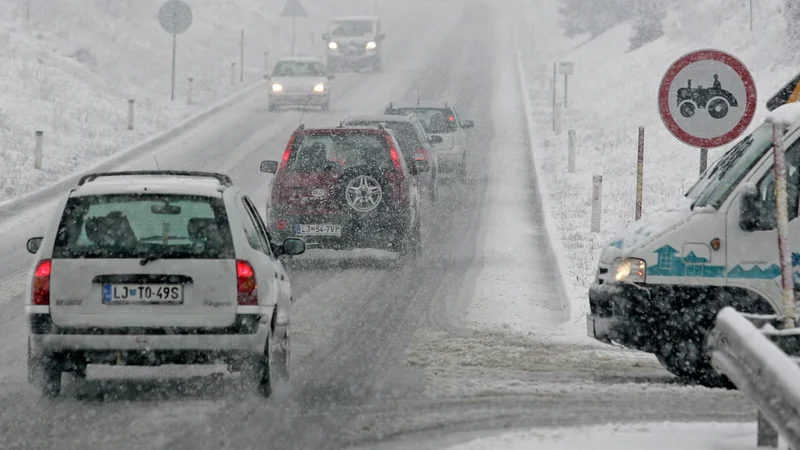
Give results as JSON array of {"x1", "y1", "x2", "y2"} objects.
[
  {"x1": 330, "y1": 20, "x2": 374, "y2": 37},
  {"x1": 692, "y1": 123, "x2": 774, "y2": 209}
]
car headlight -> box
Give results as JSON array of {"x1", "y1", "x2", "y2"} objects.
[
  {"x1": 366, "y1": 41, "x2": 377, "y2": 49},
  {"x1": 314, "y1": 84, "x2": 325, "y2": 93},
  {"x1": 272, "y1": 83, "x2": 283, "y2": 92},
  {"x1": 610, "y1": 258, "x2": 646, "y2": 283},
  {"x1": 328, "y1": 42, "x2": 338, "y2": 49}
]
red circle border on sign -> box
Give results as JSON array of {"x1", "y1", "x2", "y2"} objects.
[{"x1": 658, "y1": 49, "x2": 757, "y2": 149}]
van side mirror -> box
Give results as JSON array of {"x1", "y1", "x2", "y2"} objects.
[
  {"x1": 429, "y1": 135, "x2": 443, "y2": 144},
  {"x1": 414, "y1": 160, "x2": 430, "y2": 174},
  {"x1": 275, "y1": 237, "x2": 306, "y2": 257},
  {"x1": 461, "y1": 120, "x2": 475, "y2": 129},
  {"x1": 739, "y1": 188, "x2": 775, "y2": 232},
  {"x1": 261, "y1": 160, "x2": 279, "y2": 174},
  {"x1": 27, "y1": 237, "x2": 43, "y2": 254},
  {"x1": 263, "y1": 74, "x2": 271, "y2": 80}
]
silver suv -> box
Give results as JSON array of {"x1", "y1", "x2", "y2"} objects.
[
  {"x1": 25, "y1": 171, "x2": 305, "y2": 397},
  {"x1": 322, "y1": 16, "x2": 385, "y2": 73}
]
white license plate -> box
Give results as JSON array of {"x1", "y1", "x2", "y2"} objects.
[
  {"x1": 102, "y1": 284, "x2": 183, "y2": 304},
  {"x1": 296, "y1": 224, "x2": 342, "y2": 236}
]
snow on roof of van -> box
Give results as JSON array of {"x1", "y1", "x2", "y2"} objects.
[
  {"x1": 765, "y1": 102, "x2": 800, "y2": 128},
  {"x1": 329, "y1": 16, "x2": 379, "y2": 22}
]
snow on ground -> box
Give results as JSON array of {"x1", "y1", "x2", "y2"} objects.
[
  {"x1": 445, "y1": 422, "x2": 782, "y2": 450},
  {"x1": 403, "y1": 21, "x2": 667, "y2": 399},
  {"x1": 516, "y1": 0, "x2": 799, "y2": 325},
  {"x1": 0, "y1": 0, "x2": 374, "y2": 204}
]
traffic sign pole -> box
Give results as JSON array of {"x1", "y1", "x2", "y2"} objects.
[
  {"x1": 159, "y1": 1, "x2": 193, "y2": 101},
  {"x1": 171, "y1": 34, "x2": 177, "y2": 101},
  {"x1": 700, "y1": 148, "x2": 708, "y2": 174},
  {"x1": 564, "y1": 73, "x2": 568, "y2": 108},
  {"x1": 552, "y1": 62, "x2": 556, "y2": 131}
]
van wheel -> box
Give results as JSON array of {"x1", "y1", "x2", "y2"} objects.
[
  {"x1": 398, "y1": 219, "x2": 421, "y2": 263},
  {"x1": 656, "y1": 344, "x2": 735, "y2": 389},
  {"x1": 458, "y1": 155, "x2": 468, "y2": 183},
  {"x1": 28, "y1": 339, "x2": 62, "y2": 397}
]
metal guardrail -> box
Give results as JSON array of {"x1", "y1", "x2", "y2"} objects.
[{"x1": 707, "y1": 307, "x2": 800, "y2": 449}]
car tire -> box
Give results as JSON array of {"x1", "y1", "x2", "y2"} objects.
[
  {"x1": 28, "y1": 338, "x2": 62, "y2": 397},
  {"x1": 242, "y1": 335, "x2": 279, "y2": 397},
  {"x1": 273, "y1": 334, "x2": 290, "y2": 384},
  {"x1": 398, "y1": 218, "x2": 421, "y2": 263},
  {"x1": 429, "y1": 172, "x2": 438, "y2": 203},
  {"x1": 322, "y1": 99, "x2": 330, "y2": 112},
  {"x1": 335, "y1": 167, "x2": 389, "y2": 214},
  {"x1": 269, "y1": 103, "x2": 278, "y2": 112},
  {"x1": 459, "y1": 155, "x2": 468, "y2": 183}
]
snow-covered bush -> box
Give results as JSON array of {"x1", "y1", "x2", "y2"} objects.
[{"x1": 558, "y1": 0, "x2": 635, "y2": 39}]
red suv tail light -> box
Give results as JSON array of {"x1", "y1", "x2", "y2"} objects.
[
  {"x1": 32, "y1": 260, "x2": 51, "y2": 306},
  {"x1": 236, "y1": 260, "x2": 258, "y2": 306},
  {"x1": 385, "y1": 135, "x2": 403, "y2": 173},
  {"x1": 277, "y1": 135, "x2": 296, "y2": 173}
]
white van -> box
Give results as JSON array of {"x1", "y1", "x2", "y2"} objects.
[{"x1": 588, "y1": 102, "x2": 800, "y2": 387}]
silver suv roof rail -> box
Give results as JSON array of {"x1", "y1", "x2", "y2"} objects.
[{"x1": 78, "y1": 171, "x2": 234, "y2": 187}]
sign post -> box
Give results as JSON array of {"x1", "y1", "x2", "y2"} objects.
[
  {"x1": 559, "y1": 62, "x2": 574, "y2": 108},
  {"x1": 281, "y1": 0, "x2": 307, "y2": 56},
  {"x1": 658, "y1": 49, "x2": 757, "y2": 171},
  {"x1": 552, "y1": 62, "x2": 557, "y2": 131},
  {"x1": 158, "y1": 0, "x2": 193, "y2": 101},
  {"x1": 591, "y1": 175, "x2": 603, "y2": 232}
]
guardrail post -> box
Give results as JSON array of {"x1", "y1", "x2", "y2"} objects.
[
  {"x1": 187, "y1": 77, "x2": 194, "y2": 105},
  {"x1": 34, "y1": 130, "x2": 43, "y2": 169},
  {"x1": 567, "y1": 129, "x2": 576, "y2": 173},
  {"x1": 231, "y1": 62, "x2": 236, "y2": 86},
  {"x1": 127, "y1": 99, "x2": 135, "y2": 130},
  {"x1": 758, "y1": 411, "x2": 779, "y2": 448},
  {"x1": 591, "y1": 175, "x2": 602, "y2": 232}
]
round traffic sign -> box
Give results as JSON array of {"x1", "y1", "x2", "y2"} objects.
[
  {"x1": 159, "y1": 0, "x2": 193, "y2": 35},
  {"x1": 658, "y1": 49, "x2": 757, "y2": 148}
]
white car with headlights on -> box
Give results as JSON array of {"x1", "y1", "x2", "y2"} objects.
[
  {"x1": 266, "y1": 57, "x2": 334, "y2": 112},
  {"x1": 322, "y1": 16, "x2": 384, "y2": 73},
  {"x1": 24, "y1": 170, "x2": 305, "y2": 397}
]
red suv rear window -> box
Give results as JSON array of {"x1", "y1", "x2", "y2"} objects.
[{"x1": 285, "y1": 132, "x2": 394, "y2": 173}]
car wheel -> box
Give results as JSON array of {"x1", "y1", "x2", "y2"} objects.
[
  {"x1": 28, "y1": 338, "x2": 62, "y2": 397},
  {"x1": 429, "y1": 173, "x2": 437, "y2": 203},
  {"x1": 459, "y1": 155, "x2": 468, "y2": 183},
  {"x1": 398, "y1": 218, "x2": 421, "y2": 263},
  {"x1": 242, "y1": 335, "x2": 275, "y2": 397},
  {"x1": 336, "y1": 167, "x2": 388, "y2": 214},
  {"x1": 273, "y1": 334, "x2": 290, "y2": 383},
  {"x1": 268, "y1": 103, "x2": 278, "y2": 112},
  {"x1": 322, "y1": 99, "x2": 330, "y2": 112}
]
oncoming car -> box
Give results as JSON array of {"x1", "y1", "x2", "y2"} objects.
[
  {"x1": 341, "y1": 114, "x2": 441, "y2": 202},
  {"x1": 260, "y1": 124, "x2": 424, "y2": 262},
  {"x1": 384, "y1": 101, "x2": 474, "y2": 182},
  {"x1": 25, "y1": 171, "x2": 305, "y2": 397},
  {"x1": 266, "y1": 57, "x2": 335, "y2": 112},
  {"x1": 322, "y1": 16, "x2": 385, "y2": 73}
]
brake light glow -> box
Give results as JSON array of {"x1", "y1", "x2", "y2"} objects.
[
  {"x1": 32, "y1": 260, "x2": 51, "y2": 306},
  {"x1": 448, "y1": 115, "x2": 455, "y2": 122},
  {"x1": 386, "y1": 135, "x2": 402, "y2": 172},
  {"x1": 236, "y1": 260, "x2": 258, "y2": 306},
  {"x1": 276, "y1": 219, "x2": 288, "y2": 230},
  {"x1": 278, "y1": 135, "x2": 296, "y2": 172},
  {"x1": 415, "y1": 147, "x2": 428, "y2": 161}
]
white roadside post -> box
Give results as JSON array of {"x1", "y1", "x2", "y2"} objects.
[
  {"x1": 231, "y1": 62, "x2": 236, "y2": 86},
  {"x1": 567, "y1": 129, "x2": 576, "y2": 173},
  {"x1": 591, "y1": 175, "x2": 603, "y2": 232},
  {"x1": 554, "y1": 102, "x2": 562, "y2": 136},
  {"x1": 34, "y1": 131, "x2": 43, "y2": 170},
  {"x1": 187, "y1": 77, "x2": 194, "y2": 105},
  {"x1": 127, "y1": 99, "x2": 135, "y2": 130}
]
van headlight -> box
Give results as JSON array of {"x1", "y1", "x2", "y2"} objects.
[
  {"x1": 328, "y1": 42, "x2": 338, "y2": 49},
  {"x1": 314, "y1": 84, "x2": 325, "y2": 92},
  {"x1": 366, "y1": 41, "x2": 377, "y2": 49},
  {"x1": 272, "y1": 83, "x2": 283, "y2": 92},
  {"x1": 611, "y1": 258, "x2": 646, "y2": 283}
]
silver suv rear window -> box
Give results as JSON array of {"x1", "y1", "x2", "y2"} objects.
[{"x1": 53, "y1": 194, "x2": 234, "y2": 259}]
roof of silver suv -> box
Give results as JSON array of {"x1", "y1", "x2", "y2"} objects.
[{"x1": 71, "y1": 171, "x2": 234, "y2": 198}]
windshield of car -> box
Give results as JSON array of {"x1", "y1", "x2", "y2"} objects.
[
  {"x1": 692, "y1": 123, "x2": 774, "y2": 209},
  {"x1": 330, "y1": 20, "x2": 374, "y2": 37},
  {"x1": 388, "y1": 108, "x2": 457, "y2": 134},
  {"x1": 272, "y1": 61, "x2": 326, "y2": 77},
  {"x1": 345, "y1": 122, "x2": 420, "y2": 163},
  {"x1": 53, "y1": 194, "x2": 234, "y2": 259},
  {"x1": 286, "y1": 133, "x2": 394, "y2": 172}
]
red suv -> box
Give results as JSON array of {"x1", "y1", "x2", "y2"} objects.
[{"x1": 260, "y1": 124, "x2": 423, "y2": 261}]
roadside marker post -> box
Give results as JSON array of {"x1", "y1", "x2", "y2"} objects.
[
  {"x1": 127, "y1": 99, "x2": 135, "y2": 130},
  {"x1": 635, "y1": 126, "x2": 644, "y2": 220},
  {"x1": 567, "y1": 129, "x2": 576, "y2": 173},
  {"x1": 591, "y1": 175, "x2": 603, "y2": 232},
  {"x1": 34, "y1": 131, "x2": 43, "y2": 170}
]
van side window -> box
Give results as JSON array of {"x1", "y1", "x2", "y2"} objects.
[{"x1": 756, "y1": 141, "x2": 800, "y2": 229}]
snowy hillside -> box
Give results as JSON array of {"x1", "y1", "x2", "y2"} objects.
[
  {"x1": 0, "y1": 0, "x2": 375, "y2": 203},
  {"x1": 518, "y1": 0, "x2": 798, "y2": 324}
]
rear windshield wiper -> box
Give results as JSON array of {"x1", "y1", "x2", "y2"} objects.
[{"x1": 140, "y1": 254, "x2": 164, "y2": 266}]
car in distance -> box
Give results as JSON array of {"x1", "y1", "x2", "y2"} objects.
[
  {"x1": 266, "y1": 56, "x2": 335, "y2": 112},
  {"x1": 25, "y1": 171, "x2": 305, "y2": 397},
  {"x1": 322, "y1": 16, "x2": 385, "y2": 73}
]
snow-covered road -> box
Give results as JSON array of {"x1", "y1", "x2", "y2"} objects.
[{"x1": 0, "y1": 2, "x2": 754, "y2": 449}]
